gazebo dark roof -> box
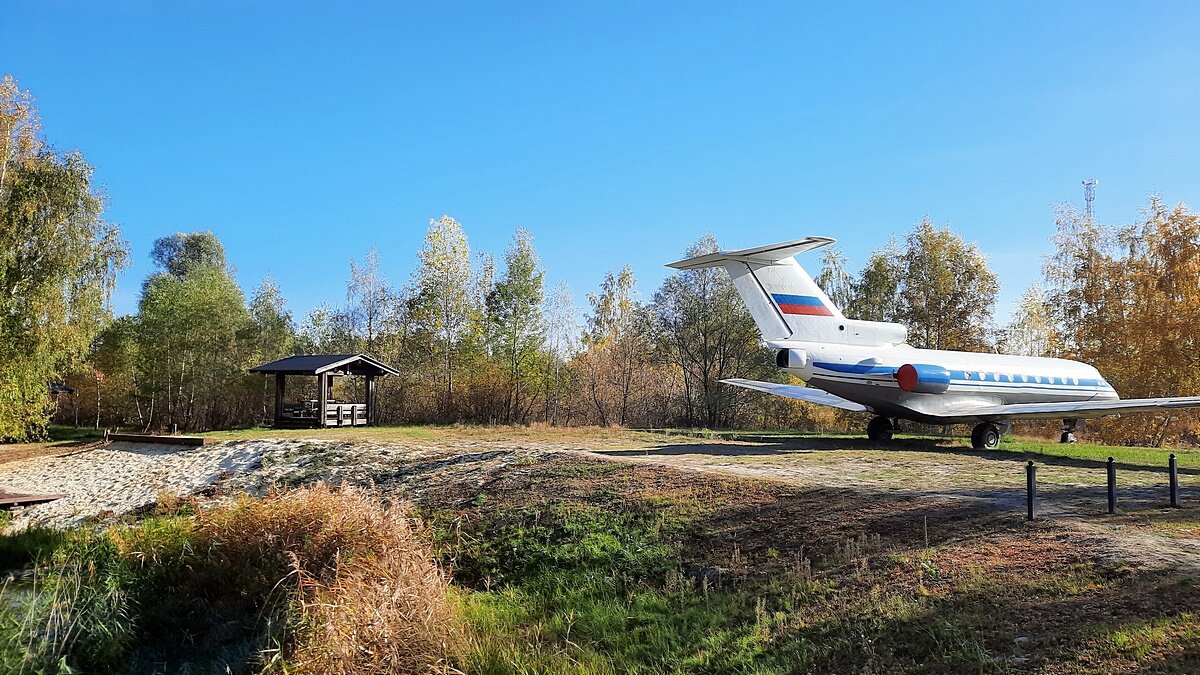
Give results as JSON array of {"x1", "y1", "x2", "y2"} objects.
[{"x1": 249, "y1": 354, "x2": 399, "y2": 377}]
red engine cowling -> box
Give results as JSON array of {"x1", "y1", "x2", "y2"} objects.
[{"x1": 895, "y1": 363, "x2": 951, "y2": 394}]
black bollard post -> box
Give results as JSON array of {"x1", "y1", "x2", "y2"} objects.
[
  {"x1": 1170, "y1": 453, "x2": 1179, "y2": 508},
  {"x1": 1026, "y1": 461, "x2": 1036, "y2": 521},
  {"x1": 1107, "y1": 456, "x2": 1116, "y2": 514}
]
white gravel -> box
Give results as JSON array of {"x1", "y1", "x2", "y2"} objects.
[
  {"x1": 0, "y1": 440, "x2": 306, "y2": 530},
  {"x1": 0, "y1": 437, "x2": 535, "y2": 531}
]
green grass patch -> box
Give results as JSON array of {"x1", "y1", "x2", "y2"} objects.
[
  {"x1": 425, "y1": 489, "x2": 1002, "y2": 672},
  {"x1": 44, "y1": 425, "x2": 105, "y2": 443}
]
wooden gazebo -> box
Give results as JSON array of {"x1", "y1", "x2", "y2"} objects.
[{"x1": 249, "y1": 354, "x2": 399, "y2": 428}]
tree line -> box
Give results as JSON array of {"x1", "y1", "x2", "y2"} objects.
[{"x1": 5, "y1": 74, "x2": 1200, "y2": 445}]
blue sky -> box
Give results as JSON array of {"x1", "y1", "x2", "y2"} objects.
[{"x1": 4, "y1": 2, "x2": 1198, "y2": 324}]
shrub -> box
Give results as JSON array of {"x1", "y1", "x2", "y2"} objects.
[{"x1": 3, "y1": 485, "x2": 459, "y2": 673}]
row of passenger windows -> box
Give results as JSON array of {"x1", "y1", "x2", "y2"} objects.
[{"x1": 961, "y1": 371, "x2": 1082, "y2": 386}]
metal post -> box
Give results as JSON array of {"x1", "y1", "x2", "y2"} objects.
[
  {"x1": 1026, "y1": 461, "x2": 1036, "y2": 521},
  {"x1": 1170, "y1": 453, "x2": 1179, "y2": 508},
  {"x1": 1107, "y1": 456, "x2": 1116, "y2": 514}
]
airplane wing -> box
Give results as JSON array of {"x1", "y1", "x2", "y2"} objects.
[
  {"x1": 721, "y1": 378, "x2": 868, "y2": 412},
  {"x1": 960, "y1": 396, "x2": 1200, "y2": 421}
]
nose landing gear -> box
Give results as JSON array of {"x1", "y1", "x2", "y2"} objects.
[
  {"x1": 970, "y1": 422, "x2": 1001, "y2": 450},
  {"x1": 867, "y1": 416, "x2": 896, "y2": 442},
  {"x1": 1060, "y1": 418, "x2": 1080, "y2": 444}
]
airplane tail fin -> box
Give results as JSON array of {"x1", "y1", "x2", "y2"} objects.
[{"x1": 667, "y1": 237, "x2": 845, "y2": 342}]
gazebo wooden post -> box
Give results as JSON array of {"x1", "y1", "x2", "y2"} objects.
[
  {"x1": 365, "y1": 374, "x2": 376, "y2": 426},
  {"x1": 274, "y1": 373, "x2": 286, "y2": 425},
  {"x1": 316, "y1": 372, "x2": 329, "y2": 428}
]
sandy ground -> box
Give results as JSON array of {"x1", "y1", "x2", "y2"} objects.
[
  {"x1": 3, "y1": 433, "x2": 1199, "y2": 569},
  {"x1": 1, "y1": 440, "x2": 277, "y2": 529},
  {"x1": 0, "y1": 437, "x2": 589, "y2": 530}
]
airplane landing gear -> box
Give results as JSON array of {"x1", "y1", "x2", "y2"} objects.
[
  {"x1": 867, "y1": 416, "x2": 895, "y2": 442},
  {"x1": 1060, "y1": 418, "x2": 1079, "y2": 444},
  {"x1": 971, "y1": 422, "x2": 1001, "y2": 450}
]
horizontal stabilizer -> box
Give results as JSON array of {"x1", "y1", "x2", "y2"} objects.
[
  {"x1": 961, "y1": 395, "x2": 1200, "y2": 421},
  {"x1": 722, "y1": 378, "x2": 868, "y2": 412},
  {"x1": 667, "y1": 237, "x2": 836, "y2": 270}
]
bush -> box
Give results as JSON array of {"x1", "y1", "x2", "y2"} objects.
[{"x1": 3, "y1": 485, "x2": 459, "y2": 674}]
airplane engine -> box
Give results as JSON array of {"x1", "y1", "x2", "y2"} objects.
[
  {"x1": 895, "y1": 363, "x2": 951, "y2": 394},
  {"x1": 776, "y1": 348, "x2": 808, "y2": 369}
]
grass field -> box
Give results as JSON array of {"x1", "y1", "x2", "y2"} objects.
[{"x1": 3, "y1": 425, "x2": 1199, "y2": 672}]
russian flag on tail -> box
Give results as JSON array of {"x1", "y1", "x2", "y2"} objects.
[{"x1": 771, "y1": 293, "x2": 833, "y2": 317}]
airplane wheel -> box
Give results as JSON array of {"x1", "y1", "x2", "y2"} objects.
[
  {"x1": 971, "y1": 422, "x2": 1001, "y2": 450},
  {"x1": 867, "y1": 416, "x2": 894, "y2": 442}
]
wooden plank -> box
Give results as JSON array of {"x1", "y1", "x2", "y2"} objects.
[
  {"x1": 0, "y1": 492, "x2": 65, "y2": 508},
  {"x1": 106, "y1": 433, "x2": 207, "y2": 446}
]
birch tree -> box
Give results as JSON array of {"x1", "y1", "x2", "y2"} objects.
[
  {"x1": 0, "y1": 75, "x2": 128, "y2": 440},
  {"x1": 895, "y1": 219, "x2": 998, "y2": 351},
  {"x1": 348, "y1": 246, "x2": 390, "y2": 352},
  {"x1": 486, "y1": 228, "x2": 545, "y2": 422},
  {"x1": 815, "y1": 246, "x2": 855, "y2": 310},
  {"x1": 414, "y1": 216, "x2": 473, "y2": 415}
]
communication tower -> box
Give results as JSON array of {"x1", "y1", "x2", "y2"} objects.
[{"x1": 1082, "y1": 179, "x2": 1098, "y2": 222}]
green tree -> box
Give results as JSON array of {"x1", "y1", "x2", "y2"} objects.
[
  {"x1": 137, "y1": 233, "x2": 250, "y2": 430},
  {"x1": 0, "y1": 75, "x2": 128, "y2": 440},
  {"x1": 413, "y1": 216, "x2": 474, "y2": 416},
  {"x1": 846, "y1": 239, "x2": 902, "y2": 322},
  {"x1": 486, "y1": 228, "x2": 546, "y2": 422},
  {"x1": 584, "y1": 266, "x2": 636, "y2": 346},
  {"x1": 347, "y1": 247, "x2": 391, "y2": 352},
  {"x1": 542, "y1": 280, "x2": 578, "y2": 425},
  {"x1": 248, "y1": 276, "x2": 295, "y2": 362},
  {"x1": 998, "y1": 286, "x2": 1056, "y2": 357},
  {"x1": 654, "y1": 235, "x2": 773, "y2": 428},
  {"x1": 86, "y1": 316, "x2": 142, "y2": 429},
  {"x1": 814, "y1": 246, "x2": 855, "y2": 310},
  {"x1": 895, "y1": 219, "x2": 998, "y2": 351},
  {"x1": 150, "y1": 231, "x2": 226, "y2": 278},
  {"x1": 1043, "y1": 204, "x2": 1114, "y2": 362},
  {"x1": 579, "y1": 266, "x2": 640, "y2": 425}
]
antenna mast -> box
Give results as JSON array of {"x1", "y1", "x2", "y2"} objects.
[{"x1": 1082, "y1": 179, "x2": 1098, "y2": 222}]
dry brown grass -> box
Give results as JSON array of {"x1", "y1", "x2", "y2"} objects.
[{"x1": 192, "y1": 485, "x2": 461, "y2": 673}]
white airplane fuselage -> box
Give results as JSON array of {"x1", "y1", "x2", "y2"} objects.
[{"x1": 778, "y1": 341, "x2": 1118, "y2": 425}]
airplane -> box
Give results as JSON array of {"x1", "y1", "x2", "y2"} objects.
[{"x1": 668, "y1": 236, "x2": 1200, "y2": 449}]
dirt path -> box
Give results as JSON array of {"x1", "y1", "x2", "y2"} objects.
[
  {"x1": 7, "y1": 433, "x2": 1200, "y2": 571},
  {"x1": 590, "y1": 440, "x2": 1200, "y2": 570}
]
